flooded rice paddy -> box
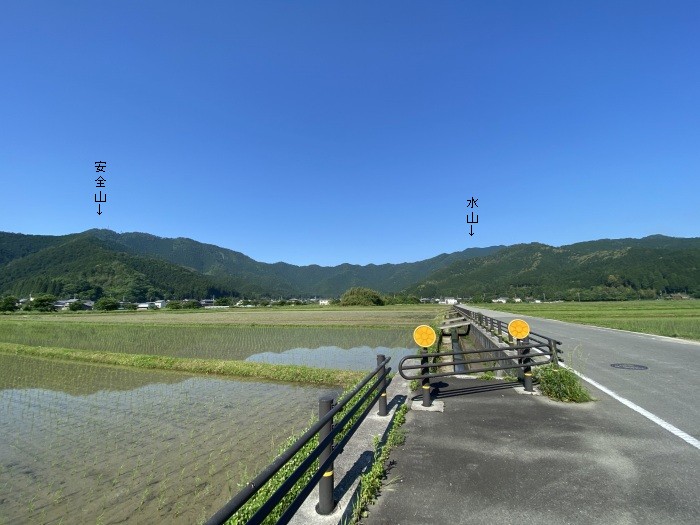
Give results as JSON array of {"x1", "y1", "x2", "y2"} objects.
[
  {"x1": 0, "y1": 354, "x2": 341, "y2": 524},
  {"x1": 0, "y1": 310, "x2": 426, "y2": 523},
  {"x1": 0, "y1": 323, "x2": 416, "y2": 361},
  {"x1": 246, "y1": 345, "x2": 415, "y2": 370}
]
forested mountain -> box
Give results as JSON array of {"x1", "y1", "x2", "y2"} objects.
[
  {"x1": 408, "y1": 237, "x2": 700, "y2": 300},
  {"x1": 85, "y1": 229, "x2": 502, "y2": 296},
  {"x1": 0, "y1": 235, "x2": 240, "y2": 301},
  {"x1": 1, "y1": 230, "x2": 698, "y2": 302},
  {"x1": 0, "y1": 230, "x2": 502, "y2": 300}
]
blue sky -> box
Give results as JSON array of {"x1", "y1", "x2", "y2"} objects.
[{"x1": 2, "y1": 1, "x2": 698, "y2": 266}]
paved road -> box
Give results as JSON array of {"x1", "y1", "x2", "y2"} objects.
[
  {"x1": 364, "y1": 377, "x2": 700, "y2": 525},
  {"x1": 464, "y1": 305, "x2": 700, "y2": 441}
]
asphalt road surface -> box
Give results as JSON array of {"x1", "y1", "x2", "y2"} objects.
[{"x1": 465, "y1": 305, "x2": 700, "y2": 442}]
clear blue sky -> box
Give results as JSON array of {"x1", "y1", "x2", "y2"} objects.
[{"x1": 2, "y1": 1, "x2": 698, "y2": 266}]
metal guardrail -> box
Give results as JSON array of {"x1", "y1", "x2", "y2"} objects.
[
  {"x1": 206, "y1": 355, "x2": 391, "y2": 525},
  {"x1": 452, "y1": 305, "x2": 564, "y2": 352},
  {"x1": 399, "y1": 306, "x2": 563, "y2": 403}
]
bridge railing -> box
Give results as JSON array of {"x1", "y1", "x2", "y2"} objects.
[
  {"x1": 205, "y1": 355, "x2": 390, "y2": 525},
  {"x1": 399, "y1": 306, "x2": 563, "y2": 403},
  {"x1": 452, "y1": 304, "x2": 563, "y2": 355}
]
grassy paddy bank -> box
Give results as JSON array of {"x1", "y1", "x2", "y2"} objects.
[
  {"x1": 0, "y1": 342, "x2": 364, "y2": 387},
  {"x1": 482, "y1": 300, "x2": 700, "y2": 341}
]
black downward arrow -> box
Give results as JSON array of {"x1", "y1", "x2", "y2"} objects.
[
  {"x1": 469, "y1": 224, "x2": 474, "y2": 236},
  {"x1": 97, "y1": 204, "x2": 102, "y2": 215}
]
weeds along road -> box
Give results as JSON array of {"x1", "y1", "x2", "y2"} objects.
[{"x1": 464, "y1": 305, "x2": 700, "y2": 443}]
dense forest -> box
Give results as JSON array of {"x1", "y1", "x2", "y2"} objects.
[
  {"x1": 0, "y1": 230, "x2": 698, "y2": 302},
  {"x1": 407, "y1": 238, "x2": 700, "y2": 301},
  {"x1": 0, "y1": 230, "x2": 501, "y2": 300}
]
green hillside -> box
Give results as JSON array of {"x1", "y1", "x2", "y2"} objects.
[
  {"x1": 0, "y1": 235, "x2": 240, "y2": 301},
  {"x1": 85, "y1": 229, "x2": 502, "y2": 296},
  {"x1": 0, "y1": 230, "x2": 503, "y2": 300},
  {"x1": 2, "y1": 230, "x2": 697, "y2": 302},
  {"x1": 408, "y1": 236, "x2": 700, "y2": 300}
]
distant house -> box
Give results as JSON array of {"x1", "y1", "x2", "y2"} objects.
[
  {"x1": 153, "y1": 300, "x2": 167, "y2": 309},
  {"x1": 513, "y1": 297, "x2": 522, "y2": 303},
  {"x1": 319, "y1": 299, "x2": 331, "y2": 306},
  {"x1": 54, "y1": 299, "x2": 93, "y2": 311},
  {"x1": 445, "y1": 297, "x2": 458, "y2": 305},
  {"x1": 492, "y1": 297, "x2": 508, "y2": 304},
  {"x1": 137, "y1": 302, "x2": 157, "y2": 310}
]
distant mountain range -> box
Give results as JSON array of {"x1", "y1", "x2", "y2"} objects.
[
  {"x1": 0, "y1": 229, "x2": 502, "y2": 300},
  {"x1": 0, "y1": 230, "x2": 698, "y2": 301},
  {"x1": 406, "y1": 235, "x2": 700, "y2": 301}
]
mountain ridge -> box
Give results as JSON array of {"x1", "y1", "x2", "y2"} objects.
[
  {"x1": 0, "y1": 229, "x2": 504, "y2": 299},
  {"x1": 1, "y1": 230, "x2": 698, "y2": 301}
]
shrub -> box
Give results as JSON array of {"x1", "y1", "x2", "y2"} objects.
[
  {"x1": 534, "y1": 365, "x2": 592, "y2": 402},
  {"x1": 181, "y1": 300, "x2": 202, "y2": 309},
  {"x1": 68, "y1": 301, "x2": 85, "y2": 311},
  {"x1": 30, "y1": 294, "x2": 57, "y2": 312},
  {"x1": 0, "y1": 296, "x2": 19, "y2": 312},
  {"x1": 340, "y1": 287, "x2": 384, "y2": 306},
  {"x1": 95, "y1": 297, "x2": 120, "y2": 311}
]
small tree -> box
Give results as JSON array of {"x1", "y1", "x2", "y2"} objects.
[
  {"x1": 181, "y1": 300, "x2": 202, "y2": 309},
  {"x1": 340, "y1": 287, "x2": 385, "y2": 306},
  {"x1": 94, "y1": 297, "x2": 120, "y2": 311},
  {"x1": 31, "y1": 294, "x2": 57, "y2": 312},
  {"x1": 68, "y1": 301, "x2": 85, "y2": 311},
  {"x1": 0, "y1": 295, "x2": 19, "y2": 312}
]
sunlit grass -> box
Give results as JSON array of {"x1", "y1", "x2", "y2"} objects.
[
  {"x1": 5, "y1": 304, "x2": 445, "y2": 326},
  {"x1": 481, "y1": 301, "x2": 700, "y2": 340}
]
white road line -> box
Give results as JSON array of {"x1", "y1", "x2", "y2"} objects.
[{"x1": 564, "y1": 365, "x2": 700, "y2": 451}]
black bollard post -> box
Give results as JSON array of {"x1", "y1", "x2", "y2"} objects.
[
  {"x1": 317, "y1": 396, "x2": 335, "y2": 515},
  {"x1": 516, "y1": 339, "x2": 524, "y2": 382},
  {"x1": 522, "y1": 342, "x2": 533, "y2": 392},
  {"x1": 421, "y1": 347, "x2": 431, "y2": 407},
  {"x1": 377, "y1": 354, "x2": 388, "y2": 416}
]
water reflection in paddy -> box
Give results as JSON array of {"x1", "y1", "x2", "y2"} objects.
[{"x1": 0, "y1": 354, "x2": 340, "y2": 524}]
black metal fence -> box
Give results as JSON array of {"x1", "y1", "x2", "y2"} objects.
[
  {"x1": 399, "y1": 306, "x2": 563, "y2": 402},
  {"x1": 205, "y1": 355, "x2": 391, "y2": 525}
]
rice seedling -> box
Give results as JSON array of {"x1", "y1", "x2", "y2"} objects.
[{"x1": 0, "y1": 353, "x2": 343, "y2": 524}]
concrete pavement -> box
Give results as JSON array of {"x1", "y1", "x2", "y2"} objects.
[
  {"x1": 464, "y1": 306, "x2": 700, "y2": 440},
  {"x1": 363, "y1": 376, "x2": 700, "y2": 525}
]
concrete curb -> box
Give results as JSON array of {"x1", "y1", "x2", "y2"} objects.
[{"x1": 289, "y1": 374, "x2": 411, "y2": 525}]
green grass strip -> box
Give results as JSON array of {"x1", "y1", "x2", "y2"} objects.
[
  {"x1": 348, "y1": 403, "x2": 409, "y2": 523},
  {"x1": 0, "y1": 342, "x2": 364, "y2": 387}
]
